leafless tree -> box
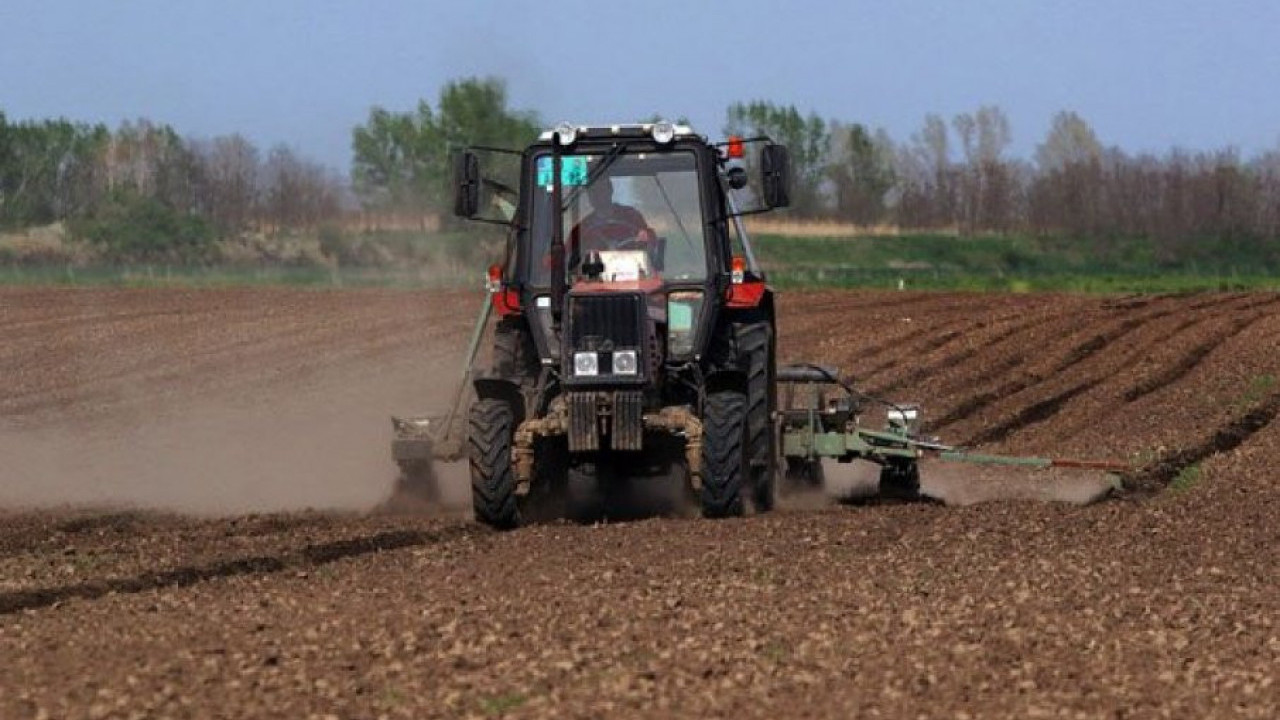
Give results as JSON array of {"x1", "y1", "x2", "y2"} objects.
[{"x1": 193, "y1": 134, "x2": 259, "y2": 231}]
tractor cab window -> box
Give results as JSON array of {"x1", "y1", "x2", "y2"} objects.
[{"x1": 528, "y1": 150, "x2": 707, "y2": 286}]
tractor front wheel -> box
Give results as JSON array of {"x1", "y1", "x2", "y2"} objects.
[
  {"x1": 700, "y1": 390, "x2": 747, "y2": 518},
  {"x1": 468, "y1": 399, "x2": 520, "y2": 529}
]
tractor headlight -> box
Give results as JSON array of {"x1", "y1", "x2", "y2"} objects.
[
  {"x1": 651, "y1": 120, "x2": 676, "y2": 145},
  {"x1": 573, "y1": 351, "x2": 598, "y2": 377},
  {"x1": 613, "y1": 350, "x2": 638, "y2": 375}
]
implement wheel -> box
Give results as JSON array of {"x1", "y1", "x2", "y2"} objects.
[
  {"x1": 701, "y1": 390, "x2": 747, "y2": 518},
  {"x1": 468, "y1": 399, "x2": 520, "y2": 529},
  {"x1": 879, "y1": 460, "x2": 921, "y2": 500}
]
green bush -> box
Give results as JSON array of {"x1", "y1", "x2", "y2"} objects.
[{"x1": 70, "y1": 193, "x2": 217, "y2": 264}]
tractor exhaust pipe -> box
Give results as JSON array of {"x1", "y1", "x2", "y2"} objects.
[{"x1": 549, "y1": 134, "x2": 566, "y2": 331}]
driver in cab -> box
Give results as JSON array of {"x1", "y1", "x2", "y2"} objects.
[{"x1": 569, "y1": 177, "x2": 656, "y2": 268}]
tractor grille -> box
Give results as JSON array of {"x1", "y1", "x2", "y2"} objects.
[
  {"x1": 568, "y1": 392, "x2": 600, "y2": 452},
  {"x1": 569, "y1": 294, "x2": 643, "y2": 351},
  {"x1": 566, "y1": 390, "x2": 644, "y2": 453}
]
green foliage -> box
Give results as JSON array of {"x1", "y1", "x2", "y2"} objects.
[
  {"x1": 1036, "y1": 111, "x2": 1103, "y2": 171},
  {"x1": 1169, "y1": 464, "x2": 1202, "y2": 493},
  {"x1": 5, "y1": 228, "x2": 1276, "y2": 293},
  {"x1": 351, "y1": 77, "x2": 539, "y2": 214},
  {"x1": 1235, "y1": 374, "x2": 1278, "y2": 412},
  {"x1": 0, "y1": 264, "x2": 479, "y2": 288},
  {"x1": 316, "y1": 225, "x2": 348, "y2": 263},
  {"x1": 69, "y1": 192, "x2": 216, "y2": 264},
  {"x1": 827, "y1": 122, "x2": 896, "y2": 223},
  {"x1": 752, "y1": 232, "x2": 1280, "y2": 292},
  {"x1": 0, "y1": 113, "x2": 109, "y2": 228},
  {"x1": 479, "y1": 693, "x2": 527, "y2": 715}
]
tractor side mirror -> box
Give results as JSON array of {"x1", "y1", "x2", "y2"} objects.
[
  {"x1": 761, "y1": 144, "x2": 792, "y2": 209},
  {"x1": 726, "y1": 166, "x2": 748, "y2": 190},
  {"x1": 452, "y1": 151, "x2": 481, "y2": 218}
]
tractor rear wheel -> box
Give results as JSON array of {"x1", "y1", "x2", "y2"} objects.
[
  {"x1": 736, "y1": 322, "x2": 777, "y2": 512},
  {"x1": 468, "y1": 398, "x2": 520, "y2": 529},
  {"x1": 701, "y1": 390, "x2": 747, "y2": 518}
]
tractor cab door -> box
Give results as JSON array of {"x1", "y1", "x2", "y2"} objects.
[{"x1": 522, "y1": 147, "x2": 713, "y2": 289}]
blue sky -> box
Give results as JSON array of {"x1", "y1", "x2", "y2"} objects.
[{"x1": 2, "y1": 0, "x2": 1277, "y2": 171}]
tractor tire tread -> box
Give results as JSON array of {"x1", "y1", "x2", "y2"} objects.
[
  {"x1": 468, "y1": 398, "x2": 520, "y2": 529},
  {"x1": 736, "y1": 322, "x2": 776, "y2": 512},
  {"x1": 701, "y1": 390, "x2": 747, "y2": 518}
]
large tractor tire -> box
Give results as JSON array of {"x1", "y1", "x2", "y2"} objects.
[
  {"x1": 736, "y1": 322, "x2": 777, "y2": 512},
  {"x1": 701, "y1": 390, "x2": 747, "y2": 518},
  {"x1": 468, "y1": 398, "x2": 520, "y2": 529}
]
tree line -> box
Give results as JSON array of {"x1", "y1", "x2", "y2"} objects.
[
  {"x1": 4, "y1": 75, "x2": 1278, "y2": 268},
  {"x1": 351, "y1": 81, "x2": 1280, "y2": 268},
  {"x1": 722, "y1": 104, "x2": 1280, "y2": 265},
  {"x1": 0, "y1": 113, "x2": 343, "y2": 261}
]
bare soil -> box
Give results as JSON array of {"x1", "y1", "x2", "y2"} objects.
[{"x1": 1, "y1": 287, "x2": 1278, "y2": 718}]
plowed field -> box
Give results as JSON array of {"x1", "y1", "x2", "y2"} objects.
[{"x1": 2, "y1": 287, "x2": 1278, "y2": 719}]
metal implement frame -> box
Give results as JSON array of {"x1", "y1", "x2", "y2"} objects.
[
  {"x1": 391, "y1": 289, "x2": 495, "y2": 464},
  {"x1": 776, "y1": 366, "x2": 1131, "y2": 476}
]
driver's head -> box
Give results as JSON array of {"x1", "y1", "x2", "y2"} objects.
[{"x1": 587, "y1": 176, "x2": 614, "y2": 211}]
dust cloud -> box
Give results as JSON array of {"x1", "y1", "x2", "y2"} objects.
[
  {"x1": 0, "y1": 353, "x2": 472, "y2": 515},
  {"x1": 777, "y1": 458, "x2": 1114, "y2": 508},
  {"x1": 916, "y1": 460, "x2": 1115, "y2": 506}
]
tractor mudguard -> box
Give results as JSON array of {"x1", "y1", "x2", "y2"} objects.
[
  {"x1": 725, "y1": 280, "x2": 768, "y2": 309},
  {"x1": 473, "y1": 376, "x2": 527, "y2": 425}
]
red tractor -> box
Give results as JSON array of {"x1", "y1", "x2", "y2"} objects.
[{"x1": 394, "y1": 122, "x2": 792, "y2": 529}]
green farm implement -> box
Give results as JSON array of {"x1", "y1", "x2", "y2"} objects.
[{"x1": 776, "y1": 363, "x2": 1130, "y2": 500}]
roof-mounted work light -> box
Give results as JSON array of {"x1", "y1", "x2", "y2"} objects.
[
  {"x1": 553, "y1": 122, "x2": 578, "y2": 146},
  {"x1": 650, "y1": 121, "x2": 677, "y2": 145}
]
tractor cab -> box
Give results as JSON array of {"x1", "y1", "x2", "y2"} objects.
[{"x1": 455, "y1": 122, "x2": 790, "y2": 372}]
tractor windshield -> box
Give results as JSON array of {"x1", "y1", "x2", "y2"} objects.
[{"x1": 527, "y1": 149, "x2": 707, "y2": 286}]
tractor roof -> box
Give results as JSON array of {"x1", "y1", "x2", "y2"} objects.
[{"x1": 536, "y1": 122, "x2": 698, "y2": 144}]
